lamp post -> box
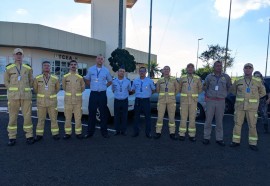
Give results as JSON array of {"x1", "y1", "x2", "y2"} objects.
[
  {"x1": 147, "y1": 0, "x2": 153, "y2": 77},
  {"x1": 196, "y1": 38, "x2": 203, "y2": 71},
  {"x1": 224, "y1": 0, "x2": 232, "y2": 73},
  {"x1": 118, "y1": 0, "x2": 124, "y2": 49},
  {"x1": 265, "y1": 18, "x2": 270, "y2": 77}
]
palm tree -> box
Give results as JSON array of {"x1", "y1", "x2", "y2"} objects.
[{"x1": 148, "y1": 61, "x2": 160, "y2": 78}]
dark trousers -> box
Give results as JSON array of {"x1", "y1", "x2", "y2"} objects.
[
  {"x1": 133, "y1": 98, "x2": 151, "y2": 135},
  {"x1": 88, "y1": 91, "x2": 108, "y2": 135},
  {"x1": 114, "y1": 98, "x2": 128, "y2": 133}
]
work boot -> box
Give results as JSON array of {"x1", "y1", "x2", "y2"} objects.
[
  {"x1": 230, "y1": 142, "x2": 240, "y2": 147},
  {"x1": 114, "y1": 131, "x2": 121, "y2": 136},
  {"x1": 26, "y1": 137, "x2": 35, "y2": 145},
  {"x1": 202, "y1": 139, "x2": 210, "y2": 145},
  {"x1": 84, "y1": 133, "x2": 93, "y2": 139},
  {"x1": 53, "y1": 134, "x2": 60, "y2": 140},
  {"x1": 154, "y1": 133, "x2": 161, "y2": 139},
  {"x1": 179, "y1": 136, "x2": 185, "y2": 141},
  {"x1": 146, "y1": 133, "x2": 152, "y2": 139},
  {"x1": 63, "y1": 134, "x2": 71, "y2": 140},
  {"x1": 216, "y1": 140, "x2": 226, "y2": 147},
  {"x1": 249, "y1": 145, "x2": 258, "y2": 151},
  {"x1": 121, "y1": 131, "x2": 127, "y2": 136},
  {"x1": 34, "y1": 135, "x2": 43, "y2": 142},
  {"x1": 132, "y1": 132, "x2": 139, "y2": 137},
  {"x1": 102, "y1": 133, "x2": 110, "y2": 138},
  {"x1": 8, "y1": 139, "x2": 16, "y2": 146},
  {"x1": 170, "y1": 134, "x2": 176, "y2": 140},
  {"x1": 264, "y1": 124, "x2": 269, "y2": 134},
  {"x1": 76, "y1": 134, "x2": 83, "y2": 139},
  {"x1": 189, "y1": 137, "x2": 196, "y2": 142}
]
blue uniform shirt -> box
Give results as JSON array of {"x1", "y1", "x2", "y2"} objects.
[
  {"x1": 112, "y1": 77, "x2": 131, "y2": 100},
  {"x1": 84, "y1": 65, "x2": 112, "y2": 92},
  {"x1": 132, "y1": 77, "x2": 155, "y2": 98}
]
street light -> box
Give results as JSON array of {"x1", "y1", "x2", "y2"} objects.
[
  {"x1": 147, "y1": 0, "x2": 153, "y2": 77},
  {"x1": 224, "y1": 0, "x2": 232, "y2": 73},
  {"x1": 196, "y1": 38, "x2": 203, "y2": 71},
  {"x1": 265, "y1": 18, "x2": 270, "y2": 77}
]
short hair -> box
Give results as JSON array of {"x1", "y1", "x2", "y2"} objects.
[
  {"x1": 42, "y1": 61, "x2": 50, "y2": 66},
  {"x1": 139, "y1": 66, "x2": 147, "y2": 72},
  {"x1": 119, "y1": 66, "x2": 126, "y2": 70},
  {"x1": 163, "y1": 66, "x2": 170, "y2": 70},
  {"x1": 213, "y1": 61, "x2": 222, "y2": 67},
  {"x1": 97, "y1": 54, "x2": 104, "y2": 58},
  {"x1": 70, "y1": 60, "x2": 77, "y2": 64}
]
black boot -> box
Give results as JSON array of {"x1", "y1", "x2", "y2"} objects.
[
  {"x1": 154, "y1": 133, "x2": 161, "y2": 139},
  {"x1": 26, "y1": 137, "x2": 35, "y2": 145},
  {"x1": 63, "y1": 134, "x2": 71, "y2": 140},
  {"x1": 264, "y1": 123, "x2": 269, "y2": 133},
  {"x1": 53, "y1": 134, "x2": 60, "y2": 140},
  {"x1": 34, "y1": 135, "x2": 43, "y2": 142},
  {"x1": 8, "y1": 139, "x2": 16, "y2": 146}
]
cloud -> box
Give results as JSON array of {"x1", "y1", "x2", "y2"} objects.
[
  {"x1": 214, "y1": 0, "x2": 270, "y2": 19},
  {"x1": 16, "y1": 8, "x2": 28, "y2": 15}
]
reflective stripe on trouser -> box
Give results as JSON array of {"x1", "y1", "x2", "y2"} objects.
[
  {"x1": 36, "y1": 106, "x2": 59, "y2": 136},
  {"x1": 179, "y1": 102, "x2": 197, "y2": 137},
  {"x1": 7, "y1": 99, "x2": 33, "y2": 139},
  {"x1": 204, "y1": 99, "x2": 225, "y2": 140},
  {"x1": 156, "y1": 102, "x2": 176, "y2": 134},
  {"x1": 232, "y1": 110, "x2": 258, "y2": 145},
  {"x1": 64, "y1": 103, "x2": 82, "y2": 135}
]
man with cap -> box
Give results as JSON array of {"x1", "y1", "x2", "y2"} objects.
[
  {"x1": 84, "y1": 54, "x2": 113, "y2": 138},
  {"x1": 230, "y1": 63, "x2": 266, "y2": 151},
  {"x1": 62, "y1": 60, "x2": 85, "y2": 139},
  {"x1": 178, "y1": 63, "x2": 202, "y2": 141},
  {"x1": 112, "y1": 67, "x2": 131, "y2": 136},
  {"x1": 132, "y1": 66, "x2": 156, "y2": 138},
  {"x1": 154, "y1": 66, "x2": 178, "y2": 140},
  {"x1": 203, "y1": 61, "x2": 232, "y2": 146},
  {"x1": 33, "y1": 61, "x2": 60, "y2": 141},
  {"x1": 4, "y1": 48, "x2": 34, "y2": 146}
]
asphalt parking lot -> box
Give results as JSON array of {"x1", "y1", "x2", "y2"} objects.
[{"x1": 0, "y1": 106, "x2": 270, "y2": 186}]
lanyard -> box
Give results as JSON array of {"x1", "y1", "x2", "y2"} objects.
[
  {"x1": 15, "y1": 64, "x2": 22, "y2": 76},
  {"x1": 187, "y1": 76, "x2": 193, "y2": 87},
  {"x1": 244, "y1": 77, "x2": 252, "y2": 87},
  {"x1": 96, "y1": 67, "x2": 102, "y2": 78},
  {"x1": 118, "y1": 79, "x2": 124, "y2": 90},
  {"x1": 140, "y1": 80, "x2": 144, "y2": 92},
  {"x1": 165, "y1": 78, "x2": 170, "y2": 88},
  {"x1": 43, "y1": 75, "x2": 50, "y2": 86},
  {"x1": 215, "y1": 76, "x2": 221, "y2": 85}
]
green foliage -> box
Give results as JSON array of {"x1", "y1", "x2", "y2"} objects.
[
  {"x1": 180, "y1": 65, "x2": 213, "y2": 80},
  {"x1": 147, "y1": 61, "x2": 160, "y2": 78},
  {"x1": 199, "y1": 44, "x2": 234, "y2": 69},
  {"x1": 108, "y1": 48, "x2": 136, "y2": 73}
]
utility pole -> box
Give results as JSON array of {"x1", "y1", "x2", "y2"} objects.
[
  {"x1": 265, "y1": 18, "x2": 270, "y2": 77},
  {"x1": 224, "y1": 0, "x2": 232, "y2": 73},
  {"x1": 118, "y1": 0, "x2": 124, "y2": 48},
  {"x1": 147, "y1": 0, "x2": 153, "y2": 77}
]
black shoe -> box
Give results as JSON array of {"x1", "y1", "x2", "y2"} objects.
[
  {"x1": 121, "y1": 131, "x2": 127, "y2": 136},
  {"x1": 26, "y1": 137, "x2": 35, "y2": 145},
  {"x1": 63, "y1": 134, "x2": 71, "y2": 140},
  {"x1": 53, "y1": 134, "x2": 60, "y2": 140},
  {"x1": 102, "y1": 134, "x2": 110, "y2": 138},
  {"x1": 189, "y1": 137, "x2": 196, "y2": 142},
  {"x1": 264, "y1": 124, "x2": 268, "y2": 133},
  {"x1": 84, "y1": 133, "x2": 93, "y2": 139},
  {"x1": 34, "y1": 135, "x2": 43, "y2": 142},
  {"x1": 216, "y1": 140, "x2": 226, "y2": 146},
  {"x1": 202, "y1": 139, "x2": 210, "y2": 145},
  {"x1": 132, "y1": 133, "x2": 139, "y2": 137},
  {"x1": 170, "y1": 134, "x2": 177, "y2": 140},
  {"x1": 76, "y1": 134, "x2": 83, "y2": 139},
  {"x1": 8, "y1": 139, "x2": 16, "y2": 146},
  {"x1": 114, "y1": 131, "x2": 121, "y2": 136},
  {"x1": 146, "y1": 134, "x2": 152, "y2": 139},
  {"x1": 179, "y1": 136, "x2": 185, "y2": 141},
  {"x1": 230, "y1": 142, "x2": 240, "y2": 147},
  {"x1": 154, "y1": 133, "x2": 161, "y2": 139},
  {"x1": 249, "y1": 145, "x2": 258, "y2": 151}
]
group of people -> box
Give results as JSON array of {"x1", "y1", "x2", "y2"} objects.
[{"x1": 3, "y1": 48, "x2": 269, "y2": 151}]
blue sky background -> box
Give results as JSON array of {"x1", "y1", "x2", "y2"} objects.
[{"x1": 1, "y1": 0, "x2": 270, "y2": 77}]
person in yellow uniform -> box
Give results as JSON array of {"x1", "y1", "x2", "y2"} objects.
[
  {"x1": 4, "y1": 48, "x2": 34, "y2": 146},
  {"x1": 154, "y1": 66, "x2": 178, "y2": 140},
  {"x1": 178, "y1": 63, "x2": 202, "y2": 142},
  {"x1": 230, "y1": 63, "x2": 266, "y2": 151},
  {"x1": 33, "y1": 61, "x2": 60, "y2": 141},
  {"x1": 62, "y1": 60, "x2": 85, "y2": 139}
]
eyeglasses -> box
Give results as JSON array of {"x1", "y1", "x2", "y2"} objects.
[
  {"x1": 70, "y1": 64, "x2": 77, "y2": 66},
  {"x1": 139, "y1": 70, "x2": 146, "y2": 73}
]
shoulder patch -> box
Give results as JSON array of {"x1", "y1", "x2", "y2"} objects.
[
  {"x1": 194, "y1": 75, "x2": 200, "y2": 79},
  {"x1": 252, "y1": 77, "x2": 261, "y2": 81},
  {"x1": 75, "y1": 74, "x2": 83, "y2": 79},
  {"x1": 36, "y1": 74, "x2": 43, "y2": 79},
  {"x1": 64, "y1": 73, "x2": 71, "y2": 78},
  {"x1": 181, "y1": 75, "x2": 187, "y2": 78},
  {"x1": 22, "y1": 64, "x2": 31, "y2": 70},
  {"x1": 6, "y1": 64, "x2": 16, "y2": 70},
  {"x1": 51, "y1": 75, "x2": 59, "y2": 80}
]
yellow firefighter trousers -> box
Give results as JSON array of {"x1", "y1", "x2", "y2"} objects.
[
  {"x1": 36, "y1": 106, "x2": 59, "y2": 136},
  {"x1": 7, "y1": 99, "x2": 33, "y2": 139},
  {"x1": 233, "y1": 110, "x2": 258, "y2": 145},
  {"x1": 179, "y1": 103, "x2": 197, "y2": 137},
  {"x1": 64, "y1": 103, "x2": 82, "y2": 135},
  {"x1": 156, "y1": 102, "x2": 176, "y2": 134}
]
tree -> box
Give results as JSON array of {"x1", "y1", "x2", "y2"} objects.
[
  {"x1": 199, "y1": 44, "x2": 235, "y2": 70},
  {"x1": 180, "y1": 65, "x2": 212, "y2": 80},
  {"x1": 148, "y1": 61, "x2": 160, "y2": 78},
  {"x1": 108, "y1": 48, "x2": 136, "y2": 72}
]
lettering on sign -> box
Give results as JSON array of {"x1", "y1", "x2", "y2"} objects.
[{"x1": 54, "y1": 54, "x2": 78, "y2": 61}]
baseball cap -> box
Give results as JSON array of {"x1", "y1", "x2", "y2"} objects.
[
  {"x1": 13, "y1": 48, "x2": 24, "y2": 55},
  {"x1": 244, "y1": 63, "x2": 253, "y2": 68}
]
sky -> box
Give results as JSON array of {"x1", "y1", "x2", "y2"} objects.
[{"x1": 1, "y1": 0, "x2": 270, "y2": 77}]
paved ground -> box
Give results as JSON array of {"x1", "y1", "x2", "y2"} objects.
[{"x1": 0, "y1": 108, "x2": 270, "y2": 186}]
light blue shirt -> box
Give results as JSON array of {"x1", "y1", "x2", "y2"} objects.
[
  {"x1": 132, "y1": 77, "x2": 155, "y2": 98},
  {"x1": 112, "y1": 78, "x2": 131, "y2": 100},
  {"x1": 84, "y1": 65, "x2": 112, "y2": 92}
]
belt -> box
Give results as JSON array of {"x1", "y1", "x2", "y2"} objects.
[
  {"x1": 136, "y1": 97, "x2": 150, "y2": 100},
  {"x1": 205, "y1": 96, "x2": 225, "y2": 101},
  {"x1": 91, "y1": 90, "x2": 106, "y2": 93},
  {"x1": 115, "y1": 98, "x2": 128, "y2": 101}
]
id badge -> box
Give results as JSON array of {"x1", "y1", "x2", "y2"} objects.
[
  {"x1": 246, "y1": 87, "x2": 250, "y2": 93},
  {"x1": 215, "y1": 85, "x2": 219, "y2": 91},
  {"x1": 165, "y1": 88, "x2": 168, "y2": 92},
  {"x1": 140, "y1": 88, "x2": 142, "y2": 92},
  {"x1": 120, "y1": 88, "x2": 122, "y2": 92},
  {"x1": 45, "y1": 85, "x2": 48, "y2": 91},
  {"x1": 188, "y1": 86, "x2": 191, "y2": 91},
  {"x1": 95, "y1": 78, "x2": 99, "y2": 82},
  {"x1": 18, "y1": 76, "x2": 21, "y2": 81}
]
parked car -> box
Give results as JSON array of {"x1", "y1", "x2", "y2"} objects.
[
  {"x1": 57, "y1": 85, "x2": 135, "y2": 121},
  {"x1": 150, "y1": 92, "x2": 206, "y2": 120}
]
